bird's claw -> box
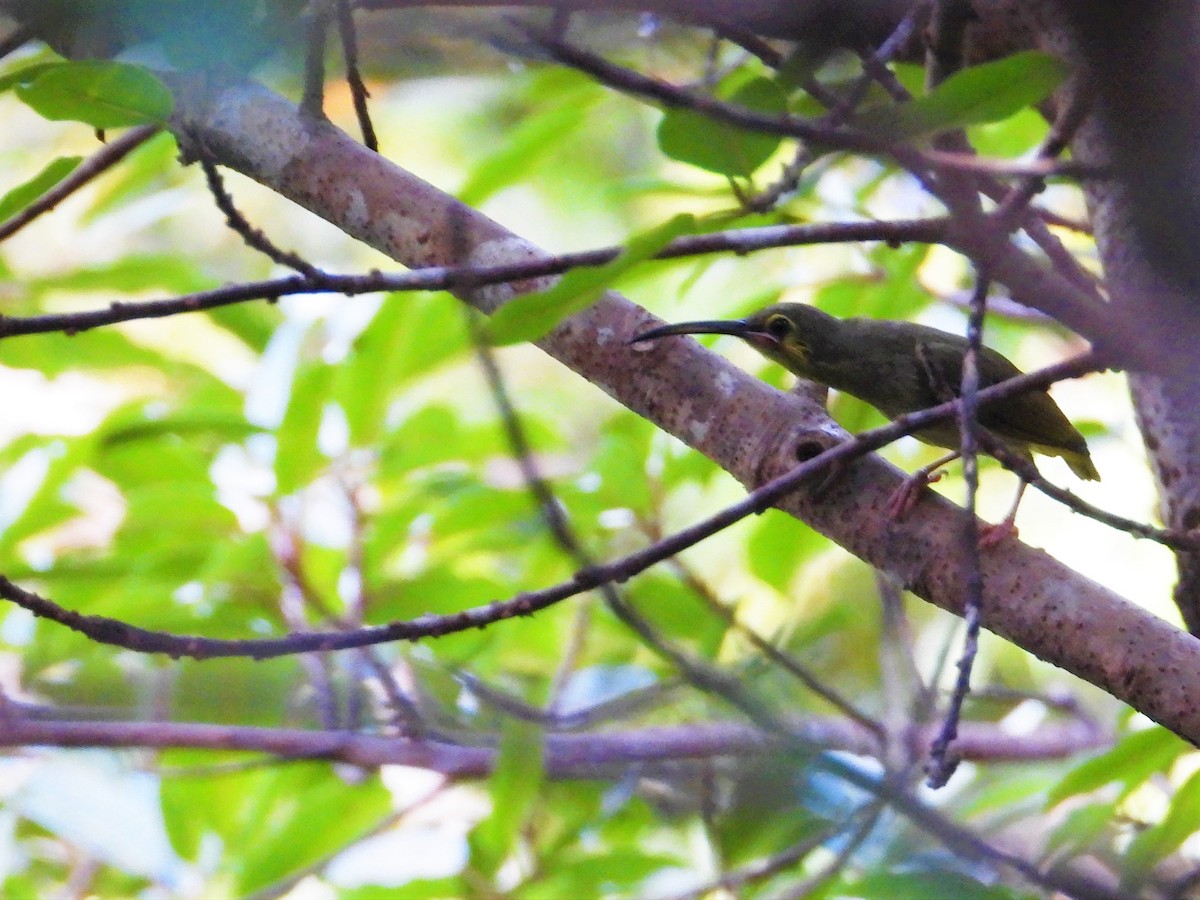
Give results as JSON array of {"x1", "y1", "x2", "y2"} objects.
[
  {"x1": 978, "y1": 519, "x2": 1019, "y2": 548},
  {"x1": 885, "y1": 469, "x2": 944, "y2": 519}
]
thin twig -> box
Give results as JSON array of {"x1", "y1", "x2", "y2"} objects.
[
  {"x1": 518, "y1": 23, "x2": 908, "y2": 159},
  {"x1": 272, "y1": 501, "x2": 428, "y2": 736},
  {"x1": 194, "y1": 144, "x2": 324, "y2": 277},
  {"x1": 666, "y1": 802, "x2": 881, "y2": 900},
  {"x1": 709, "y1": 25, "x2": 783, "y2": 70},
  {"x1": 875, "y1": 571, "x2": 925, "y2": 769},
  {"x1": 776, "y1": 802, "x2": 886, "y2": 900},
  {"x1": 927, "y1": 270, "x2": 991, "y2": 788},
  {"x1": 465, "y1": 309, "x2": 602, "y2": 716},
  {"x1": 272, "y1": 520, "x2": 343, "y2": 729},
  {"x1": 0, "y1": 125, "x2": 160, "y2": 243},
  {"x1": 0, "y1": 715, "x2": 1105, "y2": 772},
  {"x1": 0, "y1": 216, "x2": 949, "y2": 339},
  {"x1": 984, "y1": 440, "x2": 1200, "y2": 549},
  {"x1": 456, "y1": 670, "x2": 683, "y2": 730},
  {"x1": 302, "y1": 1, "x2": 331, "y2": 117},
  {"x1": 336, "y1": 0, "x2": 378, "y2": 151}
]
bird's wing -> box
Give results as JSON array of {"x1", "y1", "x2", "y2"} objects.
[{"x1": 914, "y1": 339, "x2": 1088, "y2": 454}]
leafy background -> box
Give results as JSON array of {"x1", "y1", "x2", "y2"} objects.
[{"x1": 0, "y1": 14, "x2": 1191, "y2": 899}]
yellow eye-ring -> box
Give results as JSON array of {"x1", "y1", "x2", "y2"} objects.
[{"x1": 765, "y1": 315, "x2": 791, "y2": 339}]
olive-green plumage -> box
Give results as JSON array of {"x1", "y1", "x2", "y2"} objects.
[{"x1": 632, "y1": 302, "x2": 1099, "y2": 481}]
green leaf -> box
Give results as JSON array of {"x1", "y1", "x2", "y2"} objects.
[
  {"x1": 30, "y1": 254, "x2": 215, "y2": 295},
  {"x1": 459, "y1": 75, "x2": 601, "y2": 206},
  {"x1": 486, "y1": 213, "x2": 695, "y2": 346},
  {"x1": 204, "y1": 302, "x2": 282, "y2": 352},
  {"x1": 628, "y1": 575, "x2": 727, "y2": 659},
  {"x1": 856, "y1": 51, "x2": 1069, "y2": 140},
  {"x1": 275, "y1": 361, "x2": 336, "y2": 494},
  {"x1": 1045, "y1": 802, "x2": 1117, "y2": 859},
  {"x1": 1046, "y1": 727, "x2": 1188, "y2": 807},
  {"x1": 523, "y1": 849, "x2": 677, "y2": 898},
  {"x1": 472, "y1": 721, "x2": 545, "y2": 876},
  {"x1": 173, "y1": 656, "x2": 299, "y2": 726},
  {"x1": 657, "y1": 76, "x2": 787, "y2": 176},
  {"x1": 16, "y1": 61, "x2": 173, "y2": 128},
  {"x1": 0, "y1": 438, "x2": 94, "y2": 557},
  {"x1": 336, "y1": 294, "x2": 467, "y2": 445},
  {"x1": 969, "y1": 107, "x2": 1048, "y2": 158},
  {"x1": 376, "y1": 405, "x2": 510, "y2": 477},
  {"x1": 0, "y1": 60, "x2": 58, "y2": 95},
  {"x1": 1124, "y1": 767, "x2": 1200, "y2": 888},
  {"x1": 0, "y1": 156, "x2": 82, "y2": 221},
  {"x1": 591, "y1": 412, "x2": 655, "y2": 513},
  {"x1": 83, "y1": 129, "x2": 178, "y2": 220},
  {"x1": 341, "y1": 879, "x2": 466, "y2": 900},
  {"x1": 848, "y1": 871, "x2": 1026, "y2": 899},
  {"x1": 746, "y1": 510, "x2": 825, "y2": 593},
  {"x1": 168, "y1": 762, "x2": 391, "y2": 896}
]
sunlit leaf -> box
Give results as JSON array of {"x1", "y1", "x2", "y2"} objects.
[
  {"x1": 0, "y1": 156, "x2": 82, "y2": 221},
  {"x1": 1046, "y1": 727, "x2": 1188, "y2": 807},
  {"x1": 16, "y1": 60, "x2": 173, "y2": 127},
  {"x1": 1123, "y1": 768, "x2": 1200, "y2": 889},
  {"x1": 746, "y1": 510, "x2": 825, "y2": 592},
  {"x1": 485, "y1": 213, "x2": 696, "y2": 346},
  {"x1": 848, "y1": 870, "x2": 1028, "y2": 899},
  {"x1": 459, "y1": 71, "x2": 602, "y2": 206},
  {"x1": 0, "y1": 61, "x2": 58, "y2": 94},
  {"x1": 471, "y1": 721, "x2": 545, "y2": 876},
  {"x1": 275, "y1": 361, "x2": 335, "y2": 494},
  {"x1": 856, "y1": 51, "x2": 1068, "y2": 140},
  {"x1": 29, "y1": 254, "x2": 215, "y2": 295},
  {"x1": 658, "y1": 76, "x2": 787, "y2": 177},
  {"x1": 336, "y1": 294, "x2": 467, "y2": 445}
]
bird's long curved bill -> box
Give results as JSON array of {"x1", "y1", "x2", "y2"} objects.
[{"x1": 628, "y1": 319, "x2": 751, "y2": 345}]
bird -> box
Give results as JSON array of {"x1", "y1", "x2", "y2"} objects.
[{"x1": 629, "y1": 302, "x2": 1099, "y2": 542}]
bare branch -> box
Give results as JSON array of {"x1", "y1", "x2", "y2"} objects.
[
  {"x1": 0, "y1": 217, "x2": 947, "y2": 339},
  {"x1": 336, "y1": 0, "x2": 378, "y2": 150},
  {"x1": 927, "y1": 270, "x2": 991, "y2": 788},
  {"x1": 0, "y1": 713, "x2": 1106, "y2": 771},
  {"x1": 193, "y1": 142, "x2": 325, "y2": 277}
]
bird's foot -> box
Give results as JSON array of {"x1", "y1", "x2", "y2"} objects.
[
  {"x1": 978, "y1": 520, "x2": 1019, "y2": 548},
  {"x1": 885, "y1": 468, "x2": 945, "y2": 519},
  {"x1": 978, "y1": 480, "x2": 1027, "y2": 548}
]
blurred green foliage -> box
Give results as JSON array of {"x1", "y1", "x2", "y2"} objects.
[{"x1": 0, "y1": 12, "x2": 1184, "y2": 899}]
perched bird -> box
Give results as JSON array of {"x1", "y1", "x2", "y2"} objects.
[{"x1": 630, "y1": 302, "x2": 1099, "y2": 541}]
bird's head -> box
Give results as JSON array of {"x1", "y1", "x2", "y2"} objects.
[{"x1": 629, "y1": 303, "x2": 839, "y2": 379}]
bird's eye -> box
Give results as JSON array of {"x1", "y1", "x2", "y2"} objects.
[{"x1": 765, "y1": 315, "x2": 791, "y2": 339}]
